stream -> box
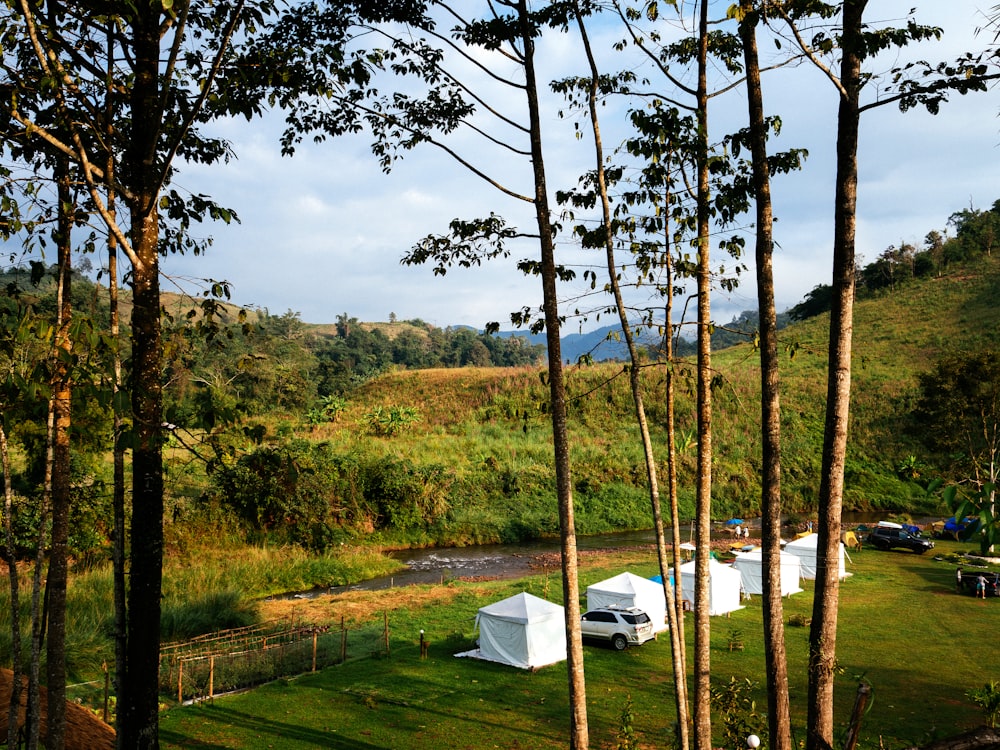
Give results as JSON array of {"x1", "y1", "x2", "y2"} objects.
[{"x1": 294, "y1": 511, "x2": 899, "y2": 598}]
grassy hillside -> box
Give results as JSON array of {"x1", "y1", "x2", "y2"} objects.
[{"x1": 270, "y1": 255, "x2": 1000, "y2": 542}]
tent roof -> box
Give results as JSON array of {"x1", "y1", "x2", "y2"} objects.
[
  {"x1": 478, "y1": 592, "x2": 562, "y2": 625},
  {"x1": 588, "y1": 571, "x2": 663, "y2": 596},
  {"x1": 785, "y1": 532, "x2": 819, "y2": 549},
  {"x1": 785, "y1": 532, "x2": 846, "y2": 551},
  {"x1": 679, "y1": 557, "x2": 742, "y2": 575},
  {"x1": 732, "y1": 550, "x2": 801, "y2": 564}
]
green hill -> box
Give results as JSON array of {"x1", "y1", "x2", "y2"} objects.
[{"x1": 201, "y1": 254, "x2": 1000, "y2": 549}]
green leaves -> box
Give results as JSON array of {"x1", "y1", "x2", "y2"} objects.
[{"x1": 403, "y1": 214, "x2": 518, "y2": 276}]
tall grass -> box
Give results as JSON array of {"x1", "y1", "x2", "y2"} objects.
[{"x1": 0, "y1": 545, "x2": 403, "y2": 679}]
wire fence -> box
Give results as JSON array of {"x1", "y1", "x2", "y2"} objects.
[{"x1": 158, "y1": 613, "x2": 394, "y2": 703}]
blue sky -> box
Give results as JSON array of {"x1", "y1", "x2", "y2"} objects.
[{"x1": 161, "y1": 1, "x2": 1000, "y2": 333}]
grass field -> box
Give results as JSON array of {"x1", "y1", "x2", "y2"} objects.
[{"x1": 158, "y1": 539, "x2": 1000, "y2": 750}]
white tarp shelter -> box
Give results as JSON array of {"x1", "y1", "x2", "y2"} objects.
[
  {"x1": 472, "y1": 592, "x2": 566, "y2": 669},
  {"x1": 586, "y1": 571, "x2": 668, "y2": 632},
  {"x1": 784, "y1": 533, "x2": 850, "y2": 580},
  {"x1": 731, "y1": 550, "x2": 804, "y2": 597},
  {"x1": 678, "y1": 558, "x2": 745, "y2": 616}
]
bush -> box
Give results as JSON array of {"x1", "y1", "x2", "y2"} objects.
[{"x1": 209, "y1": 441, "x2": 456, "y2": 548}]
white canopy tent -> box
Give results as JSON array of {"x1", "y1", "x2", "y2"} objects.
[
  {"x1": 731, "y1": 550, "x2": 804, "y2": 597},
  {"x1": 678, "y1": 558, "x2": 745, "y2": 616},
  {"x1": 586, "y1": 571, "x2": 668, "y2": 632},
  {"x1": 471, "y1": 592, "x2": 566, "y2": 669},
  {"x1": 784, "y1": 533, "x2": 850, "y2": 580}
]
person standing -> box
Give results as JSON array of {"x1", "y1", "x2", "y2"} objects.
[
  {"x1": 956, "y1": 567, "x2": 963, "y2": 594},
  {"x1": 977, "y1": 574, "x2": 987, "y2": 599}
]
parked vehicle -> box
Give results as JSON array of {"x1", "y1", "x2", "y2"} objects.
[
  {"x1": 867, "y1": 522, "x2": 935, "y2": 554},
  {"x1": 962, "y1": 571, "x2": 1000, "y2": 597},
  {"x1": 580, "y1": 606, "x2": 655, "y2": 650}
]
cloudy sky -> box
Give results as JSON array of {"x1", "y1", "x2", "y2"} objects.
[{"x1": 162, "y1": 1, "x2": 1000, "y2": 333}]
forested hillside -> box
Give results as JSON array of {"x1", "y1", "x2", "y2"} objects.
[{"x1": 180, "y1": 252, "x2": 1000, "y2": 552}]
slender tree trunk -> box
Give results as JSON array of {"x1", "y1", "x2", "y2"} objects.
[
  {"x1": 807, "y1": 3, "x2": 865, "y2": 749},
  {"x1": 693, "y1": 1, "x2": 713, "y2": 749},
  {"x1": 664, "y1": 228, "x2": 687, "y2": 678},
  {"x1": 45, "y1": 153, "x2": 74, "y2": 750},
  {"x1": 573, "y1": 11, "x2": 689, "y2": 748},
  {"x1": 738, "y1": 10, "x2": 792, "y2": 750},
  {"x1": 119, "y1": 9, "x2": 166, "y2": 748},
  {"x1": 2, "y1": 421, "x2": 23, "y2": 750},
  {"x1": 102, "y1": 26, "x2": 129, "y2": 748},
  {"x1": 518, "y1": 3, "x2": 587, "y2": 747}
]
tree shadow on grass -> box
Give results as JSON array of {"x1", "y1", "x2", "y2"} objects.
[{"x1": 159, "y1": 704, "x2": 388, "y2": 749}]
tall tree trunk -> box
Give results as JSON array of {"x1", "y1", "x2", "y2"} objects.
[
  {"x1": 102, "y1": 25, "x2": 128, "y2": 749},
  {"x1": 45, "y1": 153, "x2": 74, "y2": 750},
  {"x1": 518, "y1": 3, "x2": 587, "y2": 747},
  {"x1": 807, "y1": 3, "x2": 865, "y2": 749},
  {"x1": 119, "y1": 8, "x2": 166, "y2": 749},
  {"x1": 573, "y1": 10, "x2": 689, "y2": 748},
  {"x1": 664, "y1": 227, "x2": 687, "y2": 677},
  {"x1": 693, "y1": 1, "x2": 713, "y2": 749},
  {"x1": 738, "y1": 10, "x2": 792, "y2": 750},
  {"x1": 1, "y1": 421, "x2": 23, "y2": 750}
]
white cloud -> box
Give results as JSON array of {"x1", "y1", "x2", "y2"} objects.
[{"x1": 158, "y1": 0, "x2": 999, "y2": 332}]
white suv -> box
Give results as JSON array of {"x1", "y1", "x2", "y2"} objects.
[{"x1": 580, "y1": 606, "x2": 655, "y2": 650}]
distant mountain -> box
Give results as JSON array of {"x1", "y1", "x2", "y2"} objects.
[
  {"x1": 492, "y1": 324, "x2": 671, "y2": 362},
  {"x1": 492, "y1": 309, "x2": 790, "y2": 362}
]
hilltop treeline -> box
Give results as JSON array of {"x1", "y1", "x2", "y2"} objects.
[
  {"x1": 0, "y1": 265, "x2": 543, "y2": 421},
  {"x1": 790, "y1": 200, "x2": 1000, "y2": 320}
]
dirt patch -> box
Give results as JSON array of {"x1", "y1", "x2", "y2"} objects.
[
  {"x1": 259, "y1": 584, "x2": 481, "y2": 626},
  {"x1": 0, "y1": 669, "x2": 115, "y2": 750}
]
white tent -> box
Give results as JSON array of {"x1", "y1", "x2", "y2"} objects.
[
  {"x1": 731, "y1": 550, "x2": 804, "y2": 597},
  {"x1": 586, "y1": 571, "x2": 668, "y2": 632},
  {"x1": 472, "y1": 592, "x2": 566, "y2": 669},
  {"x1": 678, "y1": 558, "x2": 745, "y2": 616},
  {"x1": 784, "y1": 533, "x2": 850, "y2": 580}
]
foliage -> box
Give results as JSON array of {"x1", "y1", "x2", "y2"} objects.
[
  {"x1": 208, "y1": 440, "x2": 452, "y2": 548},
  {"x1": 913, "y1": 350, "x2": 1000, "y2": 486},
  {"x1": 944, "y1": 483, "x2": 999, "y2": 556},
  {"x1": 915, "y1": 349, "x2": 1000, "y2": 553},
  {"x1": 967, "y1": 680, "x2": 1000, "y2": 728},
  {"x1": 615, "y1": 694, "x2": 639, "y2": 750},
  {"x1": 364, "y1": 405, "x2": 421, "y2": 436},
  {"x1": 710, "y1": 676, "x2": 765, "y2": 750}
]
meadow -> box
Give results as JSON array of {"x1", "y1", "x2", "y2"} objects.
[{"x1": 157, "y1": 538, "x2": 1000, "y2": 750}]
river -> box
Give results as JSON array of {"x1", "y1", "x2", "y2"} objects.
[{"x1": 310, "y1": 511, "x2": 913, "y2": 596}]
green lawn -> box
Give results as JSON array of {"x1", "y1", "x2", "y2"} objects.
[{"x1": 158, "y1": 541, "x2": 1000, "y2": 749}]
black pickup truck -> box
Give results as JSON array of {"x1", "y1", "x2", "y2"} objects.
[{"x1": 866, "y1": 525, "x2": 935, "y2": 554}]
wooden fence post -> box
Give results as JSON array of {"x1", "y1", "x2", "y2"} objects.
[
  {"x1": 209, "y1": 655, "x2": 215, "y2": 700},
  {"x1": 103, "y1": 662, "x2": 109, "y2": 723},
  {"x1": 843, "y1": 682, "x2": 871, "y2": 750},
  {"x1": 340, "y1": 616, "x2": 347, "y2": 663},
  {"x1": 312, "y1": 630, "x2": 318, "y2": 672},
  {"x1": 177, "y1": 660, "x2": 184, "y2": 703}
]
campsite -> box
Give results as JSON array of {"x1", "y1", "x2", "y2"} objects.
[{"x1": 158, "y1": 535, "x2": 1000, "y2": 750}]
